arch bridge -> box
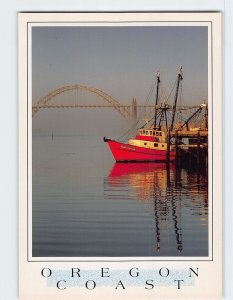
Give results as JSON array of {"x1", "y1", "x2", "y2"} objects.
[
  {"x1": 32, "y1": 84, "x2": 201, "y2": 123},
  {"x1": 32, "y1": 84, "x2": 137, "y2": 120}
]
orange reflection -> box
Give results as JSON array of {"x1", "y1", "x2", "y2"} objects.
[
  {"x1": 107, "y1": 163, "x2": 208, "y2": 254},
  {"x1": 109, "y1": 163, "x2": 174, "y2": 201}
]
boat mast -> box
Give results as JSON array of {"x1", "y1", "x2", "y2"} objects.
[
  {"x1": 154, "y1": 71, "x2": 161, "y2": 129},
  {"x1": 170, "y1": 66, "x2": 183, "y2": 131}
]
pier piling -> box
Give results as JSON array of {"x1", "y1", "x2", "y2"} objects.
[
  {"x1": 175, "y1": 130, "x2": 180, "y2": 168},
  {"x1": 170, "y1": 129, "x2": 208, "y2": 171},
  {"x1": 166, "y1": 129, "x2": 171, "y2": 166},
  {"x1": 197, "y1": 131, "x2": 201, "y2": 171}
]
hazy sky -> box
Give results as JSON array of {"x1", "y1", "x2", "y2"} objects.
[{"x1": 32, "y1": 26, "x2": 208, "y2": 106}]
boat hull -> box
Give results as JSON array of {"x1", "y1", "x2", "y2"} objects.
[{"x1": 106, "y1": 140, "x2": 176, "y2": 162}]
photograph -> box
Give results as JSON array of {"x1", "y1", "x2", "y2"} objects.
[{"x1": 32, "y1": 23, "x2": 209, "y2": 258}]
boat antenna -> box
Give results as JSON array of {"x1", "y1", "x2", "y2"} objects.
[
  {"x1": 154, "y1": 70, "x2": 161, "y2": 129},
  {"x1": 170, "y1": 66, "x2": 183, "y2": 131}
]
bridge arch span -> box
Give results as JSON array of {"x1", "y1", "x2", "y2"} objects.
[{"x1": 32, "y1": 84, "x2": 132, "y2": 119}]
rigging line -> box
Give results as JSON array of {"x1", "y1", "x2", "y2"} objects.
[
  {"x1": 117, "y1": 106, "x2": 149, "y2": 139},
  {"x1": 134, "y1": 74, "x2": 158, "y2": 113},
  {"x1": 115, "y1": 110, "x2": 140, "y2": 140},
  {"x1": 117, "y1": 118, "x2": 141, "y2": 141},
  {"x1": 121, "y1": 108, "x2": 158, "y2": 140},
  {"x1": 140, "y1": 108, "x2": 163, "y2": 128},
  {"x1": 175, "y1": 109, "x2": 187, "y2": 120},
  {"x1": 117, "y1": 75, "x2": 158, "y2": 141},
  {"x1": 179, "y1": 82, "x2": 184, "y2": 107},
  {"x1": 172, "y1": 108, "x2": 192, "y2": 124},
  {"x1": 160, "y1": 83, "x2": 168, "y2": 105},
  {"x1": 134, "y1": 77, "x2": 157, "y2": 122},
  {"x1": 144, "y1": 76, "x2": 157, "y2": 106},
  {"x1": 136, "y1": 72, "x2": 163, "y2": 126},
  {"x1": 180, "y1": 82, "x2": 184, "y2": 103},
  {"x1": 164, "y1": 77, "x2": 178, "y2": 105},
  {"x1": 176, "y1": 115, "x2": 188, "y2": 123}
]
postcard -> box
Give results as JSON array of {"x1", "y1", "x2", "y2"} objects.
[{"x1": 19, "y1": 12, "x2": 222, "y2": 299}]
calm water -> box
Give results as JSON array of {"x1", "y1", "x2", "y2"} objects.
[{"x1": 32, "y1": 133, "x2": 208, "y2": 257}]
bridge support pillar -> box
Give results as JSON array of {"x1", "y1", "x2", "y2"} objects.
[{"x1": 131, "y1": 98, "x2": 137, "y2": 124}]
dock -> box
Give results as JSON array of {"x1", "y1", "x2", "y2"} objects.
[{"x1": 167, "y1": 129, "x2": 208, "y2": 171}]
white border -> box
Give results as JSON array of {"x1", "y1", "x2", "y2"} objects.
[{"x1": 1, "y1": 0, "x2": 232, "y2": 299}]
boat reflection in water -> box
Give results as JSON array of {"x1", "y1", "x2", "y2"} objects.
[{"x1": 106, "y1": 163, "x2": 208, "y2": 256}]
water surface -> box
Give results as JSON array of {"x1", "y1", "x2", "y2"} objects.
[{"x1": 32, "y1": 133, "x2": 208, "y2": 257}]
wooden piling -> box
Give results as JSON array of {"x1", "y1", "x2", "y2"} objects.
[
  {"x1": 175, "y1": 130, "x2": 179, "y2": 167},
  {"x1": 168, "y1": 129, "x2": 208, "y2": 170},
  {"x1": 197, "y1": 131, "x2": 201, "y2": 170},
  {"x1": 205, "y1": 149, "x2": 208, "y2": 174},
  {"x1": 166, "y1": 129, "x2": 171, "y2": 165}
]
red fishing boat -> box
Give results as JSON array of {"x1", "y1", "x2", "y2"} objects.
[
  {"x1": 104, "y1": 68, "x2": 183, "y2": 162},
  {"x1": 104, "y1": 129, "x2": 175, "y2": 162}
]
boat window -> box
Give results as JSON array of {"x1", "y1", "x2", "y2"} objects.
[
  {"x1": 154, "y1": 143, "x2": 158, "y2": 147},
  {"x1": 150, "y1": 131, "x2": 152, "y2": 135},
  {"x1": 162, "y1": 144, "x2": 164, "y2": 147},
  {"x1": 144, "y1": 142, "x2": 147, "y2": 146},
  {"x1": 153, "y1": 131, "x2": 155, "y2": 136},
  {"x1": 146, "y1": 131, "x2": 148, "y2": 135},
  {"x1": 143, "y1": 130, "x2": 145, "y2": 134}
]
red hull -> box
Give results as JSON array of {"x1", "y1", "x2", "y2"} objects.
[
  {"x1": 109, "y1": 162, "x2": 174, "y2": 178},
  {"x1": 106, "y1": 140, "x2": 176, "y2": 162}
]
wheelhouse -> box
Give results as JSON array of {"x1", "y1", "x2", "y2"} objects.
[{"x1": 137, "y1": 129, "x2": 166, "y2": 143}]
